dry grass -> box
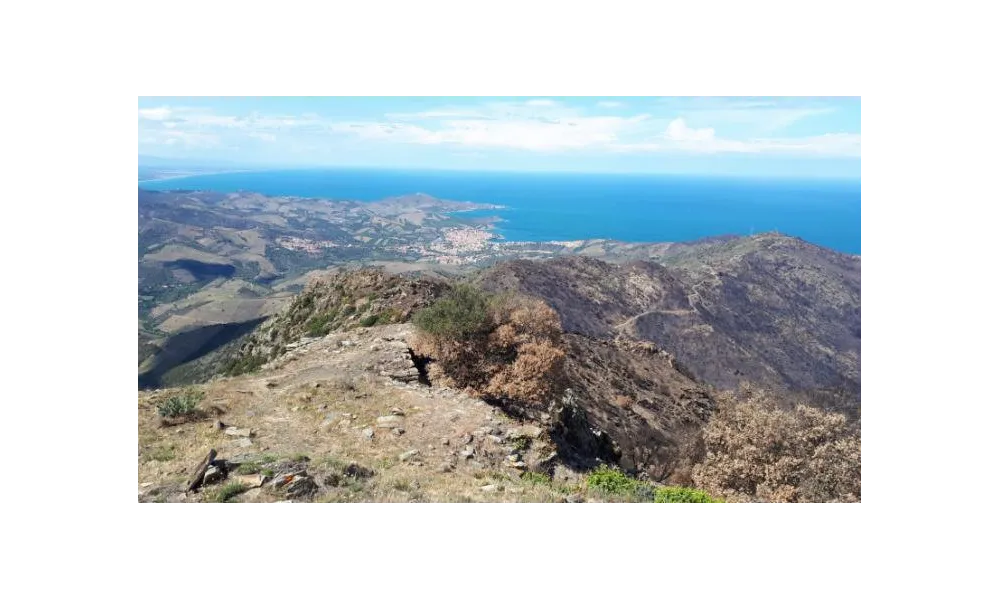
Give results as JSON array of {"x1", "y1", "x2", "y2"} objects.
[{"x1": 139, "y1": 324, "x2": 572, "y2": 503}]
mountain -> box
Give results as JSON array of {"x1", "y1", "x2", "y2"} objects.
[{"x1": 477, "y1": 233, "x2": 861, "y2": 402}]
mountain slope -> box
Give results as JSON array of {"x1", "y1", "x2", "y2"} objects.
[{"x1": 478, "y1": 233, "x2": 861, "y2": 400}]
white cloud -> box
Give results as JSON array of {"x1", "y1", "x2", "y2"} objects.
[
  {"x1": 597, "y1": 101, "x2": 624, "y2": 108},
  {"x1": 138, "y1": 107, "x2": 172, "y2": 121},
  {"x1": 138, "y1": 101, "x2": 859, "y2": 159},
  {"x1": 661, "y1": 118, "x2": 860, "y2": 156}
]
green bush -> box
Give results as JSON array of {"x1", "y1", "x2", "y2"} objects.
[
  {"x1": 654, "y1": 486, "x2": 722, "y2": 503},
  {"x1": 413, "y1": 284, "x2": 492, "y2": 339},
  {"x1": 586, "y1": 465, "x2": 641, "y2": 496},
  {"x1": 157, "y1": 388, "x2": 203, "y2": 418},
  {"x1": 359, "y1": 314, "x2": 378, "y2": 327}
]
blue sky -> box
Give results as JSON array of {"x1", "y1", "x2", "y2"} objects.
[{"x1": 138, "y1": 97, "x2": 861, "y2": 178}]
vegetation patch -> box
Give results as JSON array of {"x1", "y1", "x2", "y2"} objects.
[
  {"x1": 692, "y1": 384, "x2": 861, "y2": 503},
  {"x1": 654, "y1": 486, "x2": 722, "y2": 503},
  {"x1": 585, "y1": 465, "x2": 654, "y2": 501},
  {"x1": 157, "y1": 388, "x2": 204, "y2": 419},
  {"x1": 412, "y1": 284, "x2": 565, "y2": 413},
  {"x1": 211, "y1": 482, "x2": 249, "y2": 503},
  {"x1": 520, "y1": 471, "x2": 551, "y2": 486}
]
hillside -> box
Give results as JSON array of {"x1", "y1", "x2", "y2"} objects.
[{"x1": 477, "y1": 233, "x2": 861, "y2": 402}]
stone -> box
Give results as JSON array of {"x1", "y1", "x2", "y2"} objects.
[
  {"x1": 441, "y1": 438, "x2": 450, "y2": 446},
  {"x1": 462, "y1": 433, "x2": 474, "y2": 445},
  {"x1": 399, "y1": 449, "x2": 420, "y2": 461},
  {"x1": 553, "y1": 465, "x2": 581, "y2": 483},
  {"x1": 376, "y1": 415, "x2": 404, "y2": 428},
  {"x1": 393, "y1": 428, "x2": 406, "y2": 436},
  {"x1": 361, "y1": 427, "x2": 375, "y2": 440},
  {"x1": 225, "y1": 427, "x2": 252, "y2": 438},
  {"x1": 390, "y1": 407, "x2": 405, "y2": 416},
  {"x1": 213, "y1": 420, "x2": 225, "y2": 431},
  {"x1": 480, "y1": 484, "x2": 498, "y2": 492},
  {"x1": 438, "y1": 462, "x2": 454, "y2": 473},
  {"x1": 266, "y1": 381, "x2": 278, "y2": 388},
  {"x1": 460, "y1": 448, "x2": 475, "y2": 460},
  {"x1": 565, "y1": 493, "x2": 584, "y2": 503},
  {"x1": 237, "y1": 438, "x2": 253, "y2": 448},
  {"x1": 234, "y1": 474, "x2": 264, "y2": 488},
  {"x1": 507, "y1": 453, "x2": 522, "y2": 462},
  {"x1": 337, "y1": 419, "x2": 351, "y2": 427},
  {"x1": 343, "y1": 463, "x2": 374, "y2": 479},
  {"x1": 489, "y1": 435, "x2": 504, "y2": 444},
  {"x1": 203, "y1": 465, "x2": 225, "y2": 485},
  {"x1": 268, "y1": 470, "x2": 317, "y2": 498},
  {"x1": 510, "y1": 461, "x2": 527, "y2": 469}
]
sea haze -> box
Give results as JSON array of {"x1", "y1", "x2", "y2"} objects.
[{"x1": 139, "y1": 168, "x2": 862, "y2": 254}]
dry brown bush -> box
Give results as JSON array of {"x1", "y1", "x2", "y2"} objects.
[
  {"x1": 691, "y1": 383, "x2": 861, "y2": 503},
  {"x1": 412, "y1": 289, "x2": 565, "y2": 410}
]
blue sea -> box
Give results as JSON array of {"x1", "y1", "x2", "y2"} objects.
[{"x1": 140, "y1": 169, "x2": 861, "y2": 254}]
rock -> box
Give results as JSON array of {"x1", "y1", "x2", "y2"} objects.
[
  {"x1": 507, "y1": 453, "x2": 522, "y2": 462},
  {"x1": 393, "y1": 428, "x2": 406, "y2": 436},
  {"x1": 565, "y1": 493, "x2": 584, "y2": 503},
  {"x1": 266, "y1": 381, "x2": 278, "y2": 388},
  {"x1": 234, "y1": 474, "x2": 264, "y2": 488},
  {"x1": 438, "y1": 462, "x2": 454, "y2": 473},
  {"x1": 236, "y1": 438, "x2": 253, "y2": 448},
  {"x1": 340, "y1": 340, "x2": 355, "y2": 347},
  {"x1": 462, "y1": 433, "x2": 474, "y2": 445},
  {"x1": 510, "y1": 461, "x2": 527, "y2": 469},
  {"x1": 376, "y1": 415, "x2": 404, "y2": 428},
  {"x1": 460, "y1": 448, "x2": 475, "y2": 460},
  {"x1": 313, "y1": 382, "x2": 322, "y2": 388},
  {"x1": 441, "y1": 438, "x2": 450, "y2": 446},
  {"x1": 225, "y1": 427, "x2": 252, "y2": 438},
  {"x1": 203, "y1": 466, "x2": 225, "y2": 485},
  {"x1": 390, "y1": 407, "x2": 405, "y2": 416},
  {"x1": 268, "y1": 470, "x2": 317, "y2": 498},
  {"x1": 362, "y1": 427, "x2": 375, "y2": 440},
  {"x1": 213, "y1": 420, "x2": 225, "y2": 431},
  {"x1": 343, "y1": 463, "x2": 374, "y2": 479},
  {"x1": 337, "y1": 419, "x2": 351, "y2": 427},
  {"x1": 489, "y1": 435, "x2": 504, "y2": 444},
  {"x1": 480, "y1": 484, "x2": 498, "y2": 492},
  {"x1": 399, "y1": 450, "x2": 420, "y2": 461}
]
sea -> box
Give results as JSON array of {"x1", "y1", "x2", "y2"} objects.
[{"x1": 139, "y1": 168, "x2": 862, "y2": 255}]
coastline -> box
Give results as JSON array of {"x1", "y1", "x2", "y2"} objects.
[{"x1": 138, "y1": 169, "x2": 255, "y2": 184}]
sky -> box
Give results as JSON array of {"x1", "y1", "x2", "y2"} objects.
[{"x1": 138, "y1": 97, "x2": 861, "y2": 178}]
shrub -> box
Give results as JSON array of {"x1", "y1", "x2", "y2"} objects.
[
  {"x1": 413, "y1": 284, "x2": 491, "y2": 339},
  {"x1": 692, "y1": 384, "x2": 861, "y2": 503},
  {"x1": 236, "y1": 462, "x2": 261, "y2": 475},
  {"x1": 654, "y1": 486, "x2": 722, "y2": 503},
  {"x1": 359, "y1": 314, "x2": 378, "y2": 327},
  {"x1": 586, "y1": 465, "x2": 642, "y2": 496},
  {"x1": 412, "y1": 285, "x2": 565, "y2": 411},
  {"x1": 157, "y1": 388, "x2": 203, "y2": 418}
]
